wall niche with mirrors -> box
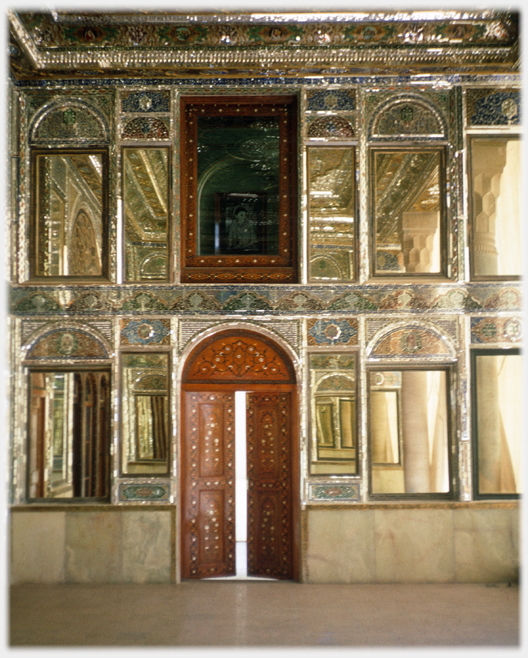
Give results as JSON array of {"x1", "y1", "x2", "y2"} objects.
[
  {"x1": 309, "y1": 353, "x2": 358, "y2": 476},
  {"x1": 370, "y1": 147, "x2": 446, "y2": 278},
  {"x1": 121, "y1": 353, "x2": 170, "y2": 475},
  {"x1": 307, "y1": 146, "x2": 356, "y2": 282},
  {"x1": 123, "y1": 147, "x2": 170, "y2": 282},
  {"x1": 469, "y1": 136, "x2": 521, "y2": 279},
  {"x1": 28, "y1": 369, "x2": 111, "y2": 500},
  {"x1": 368, "y1": 368, "x2": 453, "y2": 498},
  {"x1": 30, "y1": 148, "x2": 109, "y2": 281}
]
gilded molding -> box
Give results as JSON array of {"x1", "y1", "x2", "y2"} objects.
[{"x1": 9, "y1": 11, "x2": 519, "y2": 79}]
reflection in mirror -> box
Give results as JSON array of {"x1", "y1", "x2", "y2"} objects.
[
  {"x1": 308, "y1": 147, "x2": 355, "y2": 281},
  {"x1": 28, "y1": 371, "x2": 110, "y2": 498},
  {"x1": 124, "y1": 148, "x2": 169, "y2": 281},
  {"x1": 33, "y1": 151, "x2": 106, "y2": 278},
  {"x1": 372, "y1": 149, "x2": 443, "y2": 275},
  {"x1": 470, "y1": 138, "x2": 521, "y2": 278},
  {"x1": 121, "y1": 353, "x2": 169, "y2": 475},
  {"x1": 197, "y1": 115, "x2": 280, "y2": 256},
  {"x1": 369, "y1": 370, "x2": 450, "y2": 495},
  {"x1": 370, "y1": 390, "x2": 400, "y2": 465},
  {"x1": 473, "y1": 352, "x2": 522, "y2": 495},
  {"x1": 310, "y1": 354, "x2": 357, "y2": 475}
]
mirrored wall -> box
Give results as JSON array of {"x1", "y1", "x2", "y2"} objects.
[
  {"x1": 123, "y1": 147, "x2": 170, "y2": 282},
  {"x1": 310, "y1": 353, "x2": 357, "y2": 475},
  {"x1": 368, "y1": 369, "x2": 451, "y2": 496},
  {"x1": 469, "y1": 136, "x2": 521, "y2": 279},
  {"x1": 308, "y1": 146, "x2": 356, "y2": 281},
  {"x1": 371, "y1": 148, "x2": 445, "y2": 276},
  {"x1": 28, "y1": 370, "x2": 110, "y2": 499},
  {"x1": 121, "y1": 353, "x2": 170, "y2": 475},
  {"x1": 31, "y1": 149, "x2": 108, "y2": 279},
  {"x1": 472, "y1": 350, "x2": 522, "y2": 497}
]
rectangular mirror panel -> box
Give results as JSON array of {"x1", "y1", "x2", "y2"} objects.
[
  {"x1": 308, "y1": 146, "x2": 355, "y2": 281},
  {"x1": 310, "y1": 354, "x2": 357, "y2": 475},
  {"x1": 372, "y1": 149, "x2": 443, "y2": 276},
  {"x1": 369, "y1": 370, "x2": 450, "y2": 495},
  {"x1": 473, "y1": 353, "x2": 522, "y2": 495},
  {"x1": 28, "y1": 371, "x2": 110, "y2": 499},
  {"x1": 33, "y1": 151, "x2": 106, "y2": 278},
  {"x1": 121, "y1": 353, "x2": 169, "y2": 475},
  {"x1": 470, "y1": 137, "x2": 521, "y2": 278},
  {"x1": 123, "y1": 148, "x2": 169, "y2": 281}
]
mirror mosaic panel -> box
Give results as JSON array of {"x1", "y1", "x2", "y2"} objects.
[
  {"x1": 309, "y1": 353, "x2": 357, "y2": 475},
  {"x1": 371, "y1": 148, "x2": 445, "y2": 276},
  {"x1": 123, "y1": 148, "x2": 170, "y2": 282},
  {"x1": 369, "y1": 369, "x2": 450, "y2": 496},
  {"x1": 308, "y1": 146, "x2": 356, "y2": 281},
  {"x1": 121, "y1": 353, "x2": 170, "y2": 475},
  {"x1": 31, "y1": 149, "x2": 108, "y2": 279}
]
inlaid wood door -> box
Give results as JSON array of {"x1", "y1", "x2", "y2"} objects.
[
  {"x1": 181, "y1": 329, "x2": 298, "y2": 581},
  {"x1": 247, "y1": 392, "x2": 293, "y2": 579},
  {"x1": 182, "y1": 391, "x2": 236, "y2": 579}
]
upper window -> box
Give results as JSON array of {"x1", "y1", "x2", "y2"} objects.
[
  {"x1": 28, "y1": 369, "x2": 111, "y2": 500},
  {"x1": 471, "y1": 349, "x2": 522, "y2": 498},
  {"x1": 469, "y1": 136, "x2": 521, "y2": 279},
  {"x1": 180, "y1": 95, "x2": 298, "y2": 283},
  {"x1": 370, "y1": 147, "x2": 447, "y2": 277},
  {"x1": 368, "y1": 368, "x2": 453, "y2": 498},
  {"x1": 31, "y1": 149, "x2": 109, "y2": 280}
]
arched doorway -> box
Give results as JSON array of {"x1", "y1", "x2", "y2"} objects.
[{"x1": 181, "y1": 329, "x2": 299, "y2": 581}]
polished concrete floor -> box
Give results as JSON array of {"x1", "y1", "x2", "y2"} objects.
[{"x1": 9, "y1": 581, "x2": 520, "y2": 648}]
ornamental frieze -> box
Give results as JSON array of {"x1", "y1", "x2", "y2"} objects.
[{"x1": 9, "y1": 284, "x2": 523, "y2": 316}]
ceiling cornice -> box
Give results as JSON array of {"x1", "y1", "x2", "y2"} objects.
[{"x1": 8, "y1": 10, "x2": 520, "y2": 80}]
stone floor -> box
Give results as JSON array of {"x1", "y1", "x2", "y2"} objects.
[{"x1": 8, "y1": 581, "x2": 520, "y2": 649}]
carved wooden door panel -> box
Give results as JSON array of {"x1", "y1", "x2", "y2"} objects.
[
  {"x1": 182, "y1": 391, "x2": 236, "y2": 579},
  {"x1": 247, "y1": 392, "x2": 293, "y2": 579}
]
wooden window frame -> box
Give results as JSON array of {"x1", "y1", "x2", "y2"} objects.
[{"x1": 180, "y1": 95, "x2": 298, "y2": 283}]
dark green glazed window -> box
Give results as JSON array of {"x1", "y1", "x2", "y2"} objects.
[{"x1": 181, "y1": 95, "x2": 298, "y2": 283}]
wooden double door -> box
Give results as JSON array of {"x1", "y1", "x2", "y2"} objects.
[
  {"x1": 181, "y1": 330, "x2": 298, "y2": 581},
  {"x1": 182, "y1": 385, "x2": 295, "y2": 580}
]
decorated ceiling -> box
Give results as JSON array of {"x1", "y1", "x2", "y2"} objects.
[{"x1": 8, "y1": 9, "x2": 519, "y2": 79}]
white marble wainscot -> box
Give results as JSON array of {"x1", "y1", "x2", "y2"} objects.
[
  {"x1": 305, "y1": 503, "x2": 519, "y2": 584},
  {"x1": 10, "y1": 506, "x2": 174, "y2": 584}
]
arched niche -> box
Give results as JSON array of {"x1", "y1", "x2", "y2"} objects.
[
  {"x1": 30, "y1": 100, "x2": 109, "y2": 145},
  {"x1": 25, "y1": 328, "x2": 109, "y2": 361},
  {"x1": 369, "y1": 96, "x2": 446, "y2": 140},
  {"x1": 367, "y1": 323, "x2": 455, "y2": 360}
]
